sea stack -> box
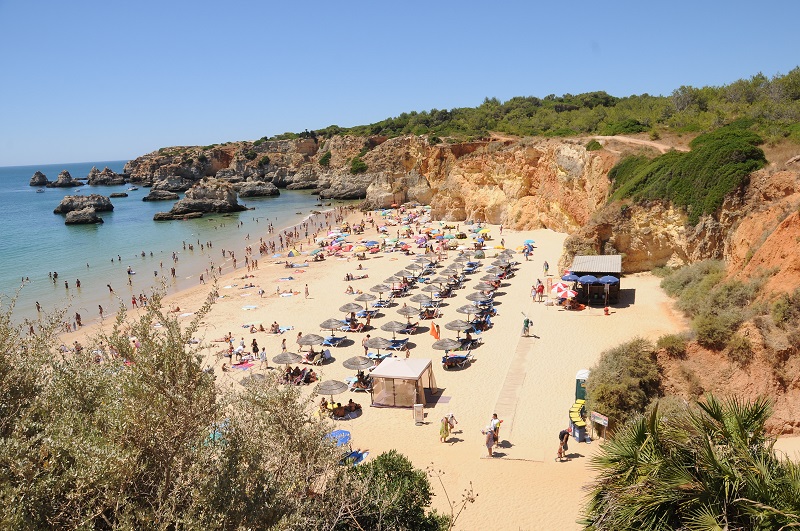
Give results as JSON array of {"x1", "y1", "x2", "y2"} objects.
[
  {"x1": 87, "y1": 166, "x2": 126, "y2": 186},
  {"x1": 46, "y1": 170, "x2": 84, "y2": 188},
  {"x1": 65, "y1": 207, "x2": 104, "y2": 225},
  {"x1": 29, "y1": 171, "x2": 49, "y2": 186},
  {"x1": 153, "y1": 178, "x2": 246, "y2": 220},
  {"x1": 54, "y1": 194, "x2": 114, "y2": 214}
]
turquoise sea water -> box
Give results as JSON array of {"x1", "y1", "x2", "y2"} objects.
[{"x1": 0, "y1": 161, "x2": 327, "y2": 324}]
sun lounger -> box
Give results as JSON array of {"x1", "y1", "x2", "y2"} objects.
[
  {"x1": 323, "y1": 336, "x2": 347, "y2": 347},
  {"x1": 340, "y1": 449, "x2": 369, "y2": 466},
  {"x1": 442, "y1": 352, "x2": 472, "y2": 369},
  {"x1": 340, "y1": 323, "x2": 365, "y2": 333},
  {"x1": 397, "y1": 322, "x2": 418, "y2": 335},
  {"x1": 356, "y1": 309, "x2": 377, "y2": 319},
  {"x1": 371, "y1": 300, "x2": 391, "y2": 308},
  {"x1": 387, "y1": 338, "x2": 409, "y2": 351},
  {"x1": 302, "y1": 352, "x2": 323, "y2": 365},
  {"x1": 345, "y1": 376, "x2": 373, "y2": 392}
]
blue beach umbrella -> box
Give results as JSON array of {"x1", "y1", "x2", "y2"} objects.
[
  {"x1": 562, "y1": 273, "x2": 580, "y2": 282},
  {"x1": 524, "y1": 239, "x2": 535, "y2": 245},
  {"x1": 598, "y1": 275, "x2": 620, "y2": 285},
  {"x1": 578, "y1": 275, "x2": 598, "y2": 284}
]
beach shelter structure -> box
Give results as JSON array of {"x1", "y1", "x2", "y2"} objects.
[
  {"x1": 569, "y1": 255, "x2": 622, "y2": 304},
  {"x1": 287, "y1": 248, "x2": 302, "y2": 257},
  {"x1": 369, "y1": 357, "x2": 438, "y2": 407}
]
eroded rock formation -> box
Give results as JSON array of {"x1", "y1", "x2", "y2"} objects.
[
  {"x1": 142, "y1": 190, "x2": 180, "y2": 202},
  {"x1": 87, "y1": 166, "x2": 126, "y2": 186},
  {"x1": 29, "y1": 171, "x2": 49, "y2": 186},
  {"x1": 65, "y1": 207, "x2": 104, "y2": 225},
  {"x1": 46, "y1": 170, "x2": 83, "y2": 188},
  {"x1": 153, "y1": 179, "x2": 246, "y2": 220},
  {"x1": 54, "y1": 194, "x2": 114, "y2": 214}
]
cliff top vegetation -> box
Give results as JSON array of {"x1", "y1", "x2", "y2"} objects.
[{"x1": 271, "y1": 68, "x2": 800, "y2": 146}]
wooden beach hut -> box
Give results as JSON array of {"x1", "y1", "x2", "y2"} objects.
[{"x1": 569, "y1": 255, "x2": 622, "y2": 305}]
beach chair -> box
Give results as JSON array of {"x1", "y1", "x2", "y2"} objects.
[
  {"x1": 303, "y1": 352, "x2": 323, "y2": 365},
  {"x1": 345, "y1": 376, "x2": 373, "y2": 392},
  {"x1": 420, "y1": 307, "x2": 439, "y2": 320},
  {"x1": 371, "y1": 299, "x2": 390, "y2": 308},
  {"x1": 397, "y1": 322, "x2": 418, "y2": 335},
  {"x1": 356, "y1": 309, "x2": 377, "y2": 319},
  {"x1": 340, "y1": 323, "x2": 365, "y2": 333},
  {"x1": 323, "y1": 336, "x2": 346, "y2": 347},
  {"x1": 442, "y1": 352, "x2": 472, "y2": 369},
  {"x1": 387, "y1": 338, "x2": 409, "y2": 351}
]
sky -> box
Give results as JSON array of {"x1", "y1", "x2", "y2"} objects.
[{"x1": 1, "y1": 0, "x2": 798, "y2": 166}]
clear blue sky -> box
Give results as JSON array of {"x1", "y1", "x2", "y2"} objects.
[{"x1": 1, "y1": 0, "x2": 798, "y2": 166}]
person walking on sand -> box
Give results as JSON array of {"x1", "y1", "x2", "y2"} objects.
[
  {"x1": 281, "y1": 338, "x2": 287, "y2": 353},
  {"x1": 557, "y1": 427, "x2": 570, "y2": 461},
  {"x1": 536, "y1": 279, "x2": 545, "y2": 302},
  {"x1": 304, "y1": 284, "x2": 309, "y2": 299},
  {"x1": 439, "y1": 415, "x2": 451, "y2": 443},
  {"x1": 482, "y1": 426, "x2": 495, "y2": 457},
  {"x1": 490, "y1": 413, "x2": 503, "y2": 447},
  {"x1": 543, "y1": 260, "x2": 549, "y2": 276},
  {"x1": 98, "y1": 305, "x2": 104, "y2": 319},
  {"x1": 362, "y1": 334, "x2": 370, "y2": 356},
  {"x1": 296, "y1": 332, "x2": 303, "y2": 353}
]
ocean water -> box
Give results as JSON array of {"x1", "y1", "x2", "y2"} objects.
[{"x1": 0, "y1": 161, "x2": 331, "y2": 324}]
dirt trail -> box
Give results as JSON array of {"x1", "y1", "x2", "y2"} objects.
[{"x1": 591, "y1": 135, "x2": 689, "y2": 154}]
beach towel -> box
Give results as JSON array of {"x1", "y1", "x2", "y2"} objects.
[
  {"x1": 278, "y1": 277, "x2": 294, "y2": 281},
  {"x1": 179, "y1": 312, "x2": 194, "y2": 317},
  {"x1": 280, "y1": 292, "x2": 294, "y2": 297},
  {"x1": 233, "y1": 362, "x2": 254, "y2": 370},
  {"x1": 279, "y1": 326, "x2": 294, "y2": 333},
  {"x1": 242, "y1": 305, "x2": 258, "y2": 310}
]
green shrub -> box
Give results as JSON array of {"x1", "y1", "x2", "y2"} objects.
[
  {"x1": 258, "y1": 155, "x2": 270, "y2": 168},
  {"x1": 319, "y1": 151, "x2": 331, "y2": 167},
  {"x1": 600, "y1": 119, "x2": 648, "y2": 136},
  {"x1": 585, "y1": 139, "x2": 603, "y2": 151},
  {"x1": 771, "y1": 289, "x2": 800, "y2": 327},
  {"x1": 660, "y1": 260, "x2": 725, "y2": 299},
  {"x1": 726, "y1": 334, "x2": 753, "y2": 365},
  {"x1": 649, "y1": 129, "x2": 661, "y2": 140},
  {"x1": 656, "y1": 333, "x2": 688, "y2": 357},
  {"x1": 253, "y1": 139, "x2": 264, "y2": 146},
  {"x1": 585, "y1": 338, "x2": 660, "y2": 428},
  {"x1": 693, "y1": 310, "x2": 744, "y2": 349},
  {"x1": 243, "y1": 150, "x2": 257, "y2": 161},
  {"x1": 429, "y1": 135, "x2": 441, "y2": 145},
  {"x1": 609, "y1": 124, "x2": 767, "y2": 224},
  {"x1": 350, "y1": 157, "x2": 368, "y2": 175},
  {"x1": 197, "y1": 154, "x2": 208, "y2": 163},
  {"x1": 350, "y1": 450, "x2": 449, "y2": 530}
]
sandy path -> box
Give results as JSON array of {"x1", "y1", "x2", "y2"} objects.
[{"x1": 591, "y1": 135, "x2": 689, "y2": 154}]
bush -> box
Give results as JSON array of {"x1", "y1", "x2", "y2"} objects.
[
  {"x1": 649, "y1": 129, "x2": 661, "y2": 140},
  {"x1": 585, "y1": 139, "x2": 603, "y2": 151},
  {"x1": 319, "y1": 151, "x2": 331, "y2": 167},
  {"x1": 350, "y1": 157, "x2": 368, "y2": 174},
  {"x1": 258, "y1": 155, "x2": 270, "y2": 168},
  {"x1": 726, "y1": 334, "x2": 753, "y2": 365},
  {"x1": 347, "y1": 450, "x2": 448, "y2": 530},
  {"x1": 197, "y1": 154, "x2": 208, "y2": 163},
  {"x1": 657, "y1": 333, "x2": 688, "y2": 357},
  {"x1": 243, "y1": 150, "x2": 257, "y2": 161},
  {"x1": 693, "y1": 310, "x2": 744, "y2": 349},
  {"x1": 586, "y1": 338, "x2": 660, "y2": 428}
]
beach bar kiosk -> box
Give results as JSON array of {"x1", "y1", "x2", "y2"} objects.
[
  {"x1": 569, "y1": 369, "x2": 590, "y2": 442},
  {"x1": 569, "y1": 255, "x2": 622, "y2": 305},
  {"x1": 370, "y1": 358, "x2": 438, "y2": 408}
]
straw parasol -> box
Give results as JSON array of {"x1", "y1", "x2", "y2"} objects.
[
  {"x1": 445, "y1": 319, "x2": 473, "y2": 332},
  {"x1": 491, "y1": 259, "x2": 510, "y2": 267},
  {"x1": 273, "y1": 352, "x2": 302, "y2": 365},
  {"x1": 421, "y1": 285, "x2": 441, "y2": 294},
  {"x1": 364, "y1": 336, "x2": 393, "y2": 352},
  {"x1": 430, "y1": 276, "x2": 451, "y2": 285},
  {"x1": 456, "y1": 304, "x2": 478, "y2": 316},
  {"x1": 406, "y1": 263, "x2": 422, "y2": 271},
  {"x1": 466, "y1": 292, "x2": 492, "y2": 303},
  {"x1": 409, "y1": 293, "x2": 432, "y2": 305},
  {"x1": 343, "y1": 356, "x2": 375, "y2": 370},
  {"x1": 452, "y1": 256, "x2": 468, "y2": 263},
  {"x1": 473, "y1": 282, "x2": 496, "y2": 291},
  {"x1": 297, "y1": 333, "x2": 325, "y2": 346},
  {"x1": 397, "y1": 306, "x2": 418, "y2": 320},
  {"x1": 316, "y1": 380, "x2": 349, "y2": 400},
  {"x1": 480, "y1": 274, "x2": 498, "y2": 282},
  {"x1": 432, "y1": 338, "x2": 463, "y2": 351},
  {"x1": 320, "y1": 318, "x2": 345, "y2": 332},
  {"x1": 395, "y1": 270, "x2": 412, "y2": 278},
  {"x1": 354, "y1": 293, "x2": 376, "y2": 303},
  {"x1": 370, "y1": 284, "x2": 391, "y2": 293},
  {"x1": 383, "y1": 276, "x2": 403, "y2": 283},
  {"x1": 380, "y1": 320, "x2": 408, "y2": 339},
  {"x1": 338, "y1": 302, "x2": 364, "y2": 314},
  {"x1": 484, "y1": 266, "x2": 501, "y2": 274}
]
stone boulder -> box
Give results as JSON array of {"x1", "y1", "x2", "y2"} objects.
[
  {"x1": 153, "y1": 179, "x2": 246, "y2": 220},
  {"x1": 143, "y1": 190, "x2": 180, "y2": 202},
  {"x1": 54, "y1": 194, "x2": 114, "y2": 214},
  {"x1": 109, "y1": 192, "x2": 129, "y2": 198},
  {"x1": 29, "y1": 171, "x2": 49, "y2": 186},
  {"x1": 46, "y1": 170, "x2": 84, "y2": 188},
  {"x1": 235, "y1": 180, "x2": 280, "y2": 197},
  {"x1": 65, "y1": 207, "x2": 104, "y2": 225},
  {"x1": 152, "y1": 176, "x2": 195, "y2": 192},
  {"x1": 215, "y1": 168, "x2": 246, "y2": 183},
  {"x1": 87, "y1": 166, "x2": 126, "y2": 186}
]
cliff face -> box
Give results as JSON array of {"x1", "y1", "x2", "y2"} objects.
[{"x1": 125, "y1": 134, "x2": 800, "y2": 293}]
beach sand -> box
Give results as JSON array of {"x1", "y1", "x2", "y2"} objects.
[{"x1": 58, "y1": 209, "x2": 797, "y2": 530}]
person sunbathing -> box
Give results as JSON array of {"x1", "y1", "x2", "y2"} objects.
[
  {"x1": 344, "y1": 285, "x2": 354, "y2": 294},
  {"x1": 332, "y1": 404, "x2": 347, "y2": 418},
  {"x1": 270, "y1": 322, "x2": 280, "y2": 334},
  {"x1": 258, "y1": 324, "x2": 266, "y2": 332},
  {"x1": 319, "y1": 397, "x2": 329, "y2": 411},
  {"x1": 346, "y1": 399, "x2": 362, "y2": 412},
  {"x1": 305, "y1": 370, "x2": 317, "y2": 384},
  {"x1": 249, "y1": 325, "x2": 258, "y2": 334}
]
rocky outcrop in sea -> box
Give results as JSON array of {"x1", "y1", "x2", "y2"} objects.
[
  {"x1": 46, "y1": 170, "x2": 83, "y2": 188},
  {"x1": 153, "y1": 179, "x2": 246, "y2": 220},
  {"x1": 142, "y1": 190, "x2": 180, "y2": 202},
  {"x1": 29, "y1": 171, "x2": 49, "y2": 186},
  {"x1": 87, "y1": 166, "x2": 126, "y2": 186},
  {"x1": 234, "y1": 180, "x2": 280, "y2": 197},
  {"x1": 53, "y1": 194, "x2": 114, "y2": 214},
  {"x1": 65, "y1": 207, "x2": 104, "y2": 225}
]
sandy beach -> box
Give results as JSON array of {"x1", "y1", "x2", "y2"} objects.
[{"x1": 58, "y1": 207, "x2": 796, "y2": 530}]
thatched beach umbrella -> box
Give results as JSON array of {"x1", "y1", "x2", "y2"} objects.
[
  {"x1": 421, "y1": 284, "x2": 441, "y2": 294},
  {"x1": 370, "y1": 284, "x2": 391, "y2": 293},
  {"x1": 473, "y1": 282, "x2": 496, "y2": 292},
  {"x1": 430, "y1": 276, "x2": 451, "y2": 285},
  {"x1": 445, "y1": 319, "x2": 473, "y2": 338},
  {"x1": 397, "y1": 305, "x2": 418, "y2": 321},
  {"x1": 432, "y1": 338, "x2": 463, "y2": 351},
  {"x1": 466, "y1": 292, "x2": 492, "y2": 303},
  {"x1": 406, "y1": 263, "x2": 422, "y2": 271},
  {"x1": 273, "y1": 352, "x2": 302, "y2": 365},
  {"x1": 297, "y1": 333, "x2": 325, "y2": 346},
  {"x1": 316, "y1": 380, "x2": 349, "y2": 400},
  {"x1": 364, "y1": 336, "x2": 393, "y2": 353},
  {"x1": 343, "y1": 356, "x2": 375, "y2": 370},
  {"x1": 395, "y1": 270, "x2": 412, "y2": 278},
  {"x1": 383, "y1": 276, "x2": 403, "y2": 284},
  {"x1": 338, "y1": 302, "x2": 364, "y2": 314},
  {"x1": 354, "y1": 293, "x2": 377, "y2": 303},
  {"x1": 320, "y1": 318, "x2": 345, "y2": 332},
  {"x1": 484, "y1": 266, "x2": 500, "y2": 274},
  {"x1": 409, "y1": 293, "x2": 432, "y2": 308},
  {"x1": 480, "y1": 274, "x2": 498, "y2": 282},
  {"x1": 455, "y1": 304, "x2": 478, "y2": 317},
  {"x1": 380, "y1": 320, "x2": 408, "y2": 339}
]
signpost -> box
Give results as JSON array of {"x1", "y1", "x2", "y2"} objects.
[{"x1": 590, "y1": 411, "x2": 608, "y2": 440}]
